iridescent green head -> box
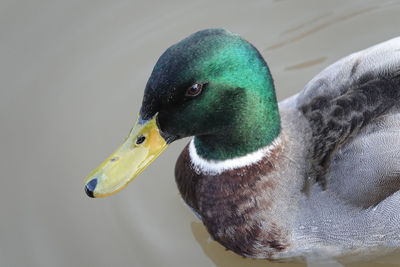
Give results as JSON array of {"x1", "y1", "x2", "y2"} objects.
[
  {"x1": 141, "y1": 29, "x2": 280, "y2": 160},
  {"x1": 84, "y1": 29, "x2": 281, "y2": 197}
]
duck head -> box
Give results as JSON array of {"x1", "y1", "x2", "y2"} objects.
[{"x1": 84, "y1": 29, "x2": 280, "y2": 198}]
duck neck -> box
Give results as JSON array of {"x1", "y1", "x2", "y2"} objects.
[{"x1": 194, "y1": 90, "x2": 281, "y2": 161}]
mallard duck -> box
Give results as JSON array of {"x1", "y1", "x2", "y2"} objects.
[{"x1": 84, "y1": 29, "x2": 400, "y2": 261}]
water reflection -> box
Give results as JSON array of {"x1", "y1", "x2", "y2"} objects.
[
  {"x1": 191, "y1": 221, "x2": 400, "y2": 266},
  {"x1": 266, "y1": 6, "x2": 378, "y2": 50},
  {"x1": 284, "y1": 57, "x2": 327, "y2": 71},
  {"x1": 191, "y1": 222, "x2": 304, "y2": 267}
]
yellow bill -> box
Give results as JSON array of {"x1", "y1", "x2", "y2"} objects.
[{"x1": 84, "y1": 115, "x2": 168, "y2": 198}]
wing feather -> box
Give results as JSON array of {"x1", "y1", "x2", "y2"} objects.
[{"x1": 292, "y1": 37, "x2": 400, "y2": 204}]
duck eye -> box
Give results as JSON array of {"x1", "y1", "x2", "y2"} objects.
[{"x1": 185, "y1": 83, "x2": 203, "y2": 97}]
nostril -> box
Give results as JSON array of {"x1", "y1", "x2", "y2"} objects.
[
  {"x1": 136, "y1": 135, "x2": 146, "y2": 145},
  {"x1": 85, "y1": 178, "x2": 98, "y2": 198}
]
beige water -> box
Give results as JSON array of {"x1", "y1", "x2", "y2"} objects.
[{"x1": 2, "y1": 0, "x2": 400, "y2": 266}]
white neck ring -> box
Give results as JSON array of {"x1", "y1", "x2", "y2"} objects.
[{"x1": 188, "y1": 135, "x2": 282, "y2": 175}]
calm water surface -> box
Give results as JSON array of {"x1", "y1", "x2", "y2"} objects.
[{"x1": 2, "y1": 0, "x2": 400, "y2": 266}]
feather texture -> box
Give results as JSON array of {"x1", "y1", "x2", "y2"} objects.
[
  {"x1": 175, "y1": 36, "x2": 400, "y2": 260},
  {"x1": 295, "y1": 36, "x2": 400, "y2": 202}
]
